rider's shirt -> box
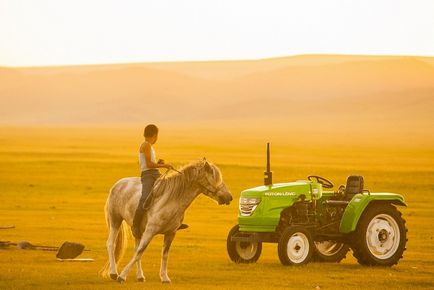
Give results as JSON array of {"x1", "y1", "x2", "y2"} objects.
[{"x1": 139, "y1": 142, "x2": 157, "y2": 172}]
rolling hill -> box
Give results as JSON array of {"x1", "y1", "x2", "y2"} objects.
[{"x1": 0, "y1": 55, "x2": 433, "y2": 136}]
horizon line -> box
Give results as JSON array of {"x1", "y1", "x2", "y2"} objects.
[{"x1": 2, "y1": 52, "x2": 434, "y2": 69}]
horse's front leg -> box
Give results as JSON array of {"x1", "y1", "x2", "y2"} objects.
[
  {"x1": 117, "y1": 228, "x2": 155, "y2": 283},
  {"x1": 135, "y1": 238, "x2": 145, "y2": 282},
  {"x1": 160, "y1": 232, "x2": 176, "y2": 284}
]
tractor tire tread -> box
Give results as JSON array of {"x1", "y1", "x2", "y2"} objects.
[
  {"x1": 227, "y1": 225, "x2": 262, "y2": 264},
  {"x1": 351, "y1": 203, "x2": 407, "y2": 267}
]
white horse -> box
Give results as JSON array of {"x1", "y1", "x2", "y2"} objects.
[{"x1": 100, "y1": 159, "x2": 233, "y2": 283}]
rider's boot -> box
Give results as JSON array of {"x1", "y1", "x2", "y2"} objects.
[
  {"x1": 178, "y1": 224, "x2": 189, "y2": 230},
  {"x1": 131, "y1": 208, "x2": 144, "y2": 239}
]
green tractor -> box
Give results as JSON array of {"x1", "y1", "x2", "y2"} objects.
[{"x1": 227, "y1": 143, "x2": 407, "y2": 266}]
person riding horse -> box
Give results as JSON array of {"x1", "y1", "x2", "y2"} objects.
[
  {"x1": 131, "y1": 124, "x2": 188, "y2": 239},
  {"x1": 101, "y1": 158, "x2": 233, "y2": 283}
]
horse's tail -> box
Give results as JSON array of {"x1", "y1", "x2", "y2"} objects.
[
  {"x1": 113, "y1": 221, "x2": 129, "y2": 268},
  {"x1": 99, "y1": 191, "x2": 130, "y2": 278}
]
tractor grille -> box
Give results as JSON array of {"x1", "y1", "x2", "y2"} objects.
[
  {"x1": 239, "y1": 204, "x2": 258, "y2": 216},
  {"x1": 239, "y1": 197, "x2": 261, "y2": 216}
]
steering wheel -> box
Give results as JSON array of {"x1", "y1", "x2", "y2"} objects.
[{"x1": 308, "y1": 175, "x2": 334, "y2": 189}]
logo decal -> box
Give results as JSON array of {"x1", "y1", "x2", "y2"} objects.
[{"x1": 265, "y1": 192, "x2": 297, "y2": 196}]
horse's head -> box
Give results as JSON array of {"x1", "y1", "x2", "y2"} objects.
[{"x1": 196, "y1": 160, "x2": 232, "y2": 205}]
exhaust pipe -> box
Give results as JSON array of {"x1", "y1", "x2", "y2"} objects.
[{"x1": 264, "y1": 142, "x2": 273, "y2": 186}]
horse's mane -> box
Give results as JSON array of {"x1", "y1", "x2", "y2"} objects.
[{"x1": 144, "y1": 159, "x2": 221, "y2": 207}]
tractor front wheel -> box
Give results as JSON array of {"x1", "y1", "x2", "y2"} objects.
[
  {"x1": 313, "y1": 240, "x2": 349, "y2": 263},
  {"x1": 351, "y1": 203, "x2": 407, "y2": 266},
  {"x1": 227, "y1": 225, "x2": 262, "y2": 263},
  {"x1": 278, "y1": 226, "x2": 314, "y2": 265}
]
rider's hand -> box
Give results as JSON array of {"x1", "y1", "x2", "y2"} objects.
[{"x1": 157, "y1": 159, "x2": 165, "y2": 164}]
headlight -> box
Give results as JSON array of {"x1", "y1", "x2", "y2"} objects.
[
  {"x1": 240, "y1": 197, "x2": 261, "y2": 205},
  {"x1": 239, "y1": 197, "x2": 261, "y2": 216}
]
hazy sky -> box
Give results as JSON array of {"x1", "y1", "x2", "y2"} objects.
[{"x1": 0, "y1": 0, "x2": 433, "y2": 66}]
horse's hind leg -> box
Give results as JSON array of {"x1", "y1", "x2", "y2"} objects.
[
  {"x1": 117, "y1": 228, "x2": 155, "y2": 283},
  {"x1": 135, "y1": 238, "x2": 145, "y2": 282},
  {"x1": 106, "y1": 219, "x2": 121, "y2": 280},
  {"x1": 160, "y1": 232, "x2": 176, "y2": 284}
]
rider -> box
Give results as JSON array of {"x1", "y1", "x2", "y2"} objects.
[{"x1": 131, "y1": 124, "x2": 188, "y2": 239}]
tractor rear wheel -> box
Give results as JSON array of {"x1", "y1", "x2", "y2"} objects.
[
  {"x1": 227, "y1": 225, "x2": 262, "y2": 263},
  {"x1": 278, "y1": 226, "x2": 314, "y2": 265},
  {"x1": 313, "y1": 240, "x2": 349, "y2": 263},
  {"x1": 351, "y1": 203, "x2": 407, "y2": 266}
]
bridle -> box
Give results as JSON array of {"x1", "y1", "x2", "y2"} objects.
[{"x1": 197, "y1": 180, "x2": 224, "y2": 196}]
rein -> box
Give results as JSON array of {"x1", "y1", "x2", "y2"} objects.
[
  {"x1": 158, "y1": 167, "x2": 183, "y2": 180},
  {"x1": 166, "y1": 167, "x2": 183, "y2": 175},
  {"x1": 171, "y1": 168, "x2": 183, "y2": 174}
]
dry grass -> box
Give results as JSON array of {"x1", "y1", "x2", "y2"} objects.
[{"x1": 0, "y1": 126, "x2": 433, "y2": 290}]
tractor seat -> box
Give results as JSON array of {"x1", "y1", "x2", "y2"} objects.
[
  {"x1": 345, "y1": 175, "x2": 364, "y2": 199},
  {"x1": 326, "y1": 176, "x2": 365, "y2": 206}
]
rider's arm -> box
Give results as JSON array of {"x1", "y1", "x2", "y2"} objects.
[{"x1": 143, "y1": 142, "x2": 171, "y2": 169}]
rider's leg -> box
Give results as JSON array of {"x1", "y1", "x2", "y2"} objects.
[
  {"x1": 131, "y1": 170, "x2": 159, "y2": 239},
  {"x1": 132, "y1": 169, "x2": 188, "y2": 236}
]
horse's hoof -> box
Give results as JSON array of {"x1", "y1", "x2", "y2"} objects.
[
  {"x1": 117, "y1": 276, "x2": 125, "y2": 284},
  {"x1": 110, "y1": 274, "x2": 118, "y2": 281},
  {"x1": 161, "y1": 280, "x2": 171, "y2": 284},
  {"x1": 137, "y1": 277, "x2": 145, "y2": 282}
]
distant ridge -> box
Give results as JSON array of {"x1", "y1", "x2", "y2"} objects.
[
  {"x1": 0, "y1": 54, "x2": 433, "y2": 130},
  {"x1": 6, "y1": 54, "x2": 434, "y2": 79}
]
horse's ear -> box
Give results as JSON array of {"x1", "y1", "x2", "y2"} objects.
[
  {"x1": 204, "y1": 161, "x2": 212, "y2": 172},
  {"x1": 203, "y1": 157, "x2": 207, "y2": 161}
]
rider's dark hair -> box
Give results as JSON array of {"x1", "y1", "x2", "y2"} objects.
[{"x1": 144, "y1": 124, "x2": 159, "y2": 137}]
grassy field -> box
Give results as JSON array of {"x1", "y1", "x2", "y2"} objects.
[{"x1": 0, "y1": 126, "x2": 433, "y2": 290}]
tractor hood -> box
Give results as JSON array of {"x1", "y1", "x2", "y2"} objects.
[
  {"x1": 238, "y1": 181, "x2": 322, "y2": 232},
  {"x1": 241, "y1": 181, "x2": 320, "y2": 200}
]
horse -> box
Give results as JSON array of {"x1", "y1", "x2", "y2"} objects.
[{"x1": 100, "y1": 159, "x2": 233, "y2": 284}]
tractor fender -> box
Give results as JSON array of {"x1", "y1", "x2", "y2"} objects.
[{"x1": 339, "y1": 193, "x2": 407, "y2": 234}]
